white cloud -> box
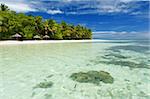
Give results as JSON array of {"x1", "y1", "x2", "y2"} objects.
[
  {"x1": 0, "y1": 0, "x2": 37, "y2": 12},
  {"x1": 130, "y1": 11, "x2": 142, "y2": 15},
  {"x1": 0, "y1": 0, "x2": 148, "y2": 15},
  {"x1": 92, "y1": 31, "x2": 149, "y2": 39},
  {"x1": 47, "y1": 9, "x2": 63, "y2": 14},
  {"x1": 5, "y1": 3, "x2": 37, "y2": 12},
  {"x1": 93, "y1": 31, "x2": 136, "y2": 35}
]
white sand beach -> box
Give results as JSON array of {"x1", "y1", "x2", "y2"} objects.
[{"x1": 0, "y1": 40, "x2": 110, "y2": 45}]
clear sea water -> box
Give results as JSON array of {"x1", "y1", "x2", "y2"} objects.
[{"x1": 0, "y1": 40, "x2": 149, "y2": 99}]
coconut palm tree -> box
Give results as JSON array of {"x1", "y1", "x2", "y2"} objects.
[
  {"x1": 0, "y1": 21, "x2": 8, "y2": 33},
  {"x1": 0, "y1": 16, "x2": 9, "y2": 39},
  {"x1": 35, "y1": 16, "x2": 42, "y2": 35},
  {"x1": 44, "y1": 21, "x2": 49, "y2": 35},
  {"x1": 0, "y1": 4, "x2": 9, "y2": 11}
]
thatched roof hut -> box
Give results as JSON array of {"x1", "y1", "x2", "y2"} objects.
[
  {"x1": 12, "y1": 33, "x2": 22, "y2": 40},
  {"x1": 12, "y1": 33, "x2": 22, "y2": 38},
  {"x1": 33, "y1": 35, "x2": 41, "y2": 40},
  {"x1": 43, "y1": 35, "x2": 50, "y2": 39}
]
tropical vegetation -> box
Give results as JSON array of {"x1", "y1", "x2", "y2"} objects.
[{"x1": 0, "y1": 4, "x2": 92, "y2": 40}]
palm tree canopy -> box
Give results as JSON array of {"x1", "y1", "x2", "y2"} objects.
[
  {"x1": 0, "y1": 4, "x2": 9, "y2": 11},
  {"x1": 0, "y1": 5, "x2": 92, "y2": 40}
]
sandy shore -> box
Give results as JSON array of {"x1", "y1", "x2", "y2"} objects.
[{"x1": 0, "y1": 40, "x2": 109, "y2": 45}]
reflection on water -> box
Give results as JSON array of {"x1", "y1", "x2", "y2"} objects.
[{"x1": 0, "y1": 40, "x2": 149, "y2": 99}]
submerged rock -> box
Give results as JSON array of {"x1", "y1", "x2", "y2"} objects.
[
  {"x1": 70, "y1": 71, "x2": 114, "y2": 84},
  {"x1": 34, "y1": 81, "x2": 53, "y2": 89},
  {"x1": 44, "y1": 94, "x2": 52, "y2": 99}
]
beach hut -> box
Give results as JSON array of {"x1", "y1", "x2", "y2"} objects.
[
  {"x1": 43, "y1": 35, "x2": 50, "y2": 40},
  {"x1": 33, "y1": 35, "x2": 41, "y2": 40},
  {"x1": 12, "y1": 33, "x2": 22, "y2": 40}
]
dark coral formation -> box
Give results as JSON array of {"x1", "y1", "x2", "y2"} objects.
[
  {"x1": 70, "y1": 71, "x2": 114, "y2": 84},
  {"x1": 107, "y1": 45, "x2": 149, "y2": 53},
  {"x1": 98, "y1": 60, "x2": 150, "y2": 69},
  {"x1": 104, "y1": 53, "x2": 129, "y2": 59},
  {"x1": 89, "y1": 49, "x2": 149, "y2": 69},
  {"x1": 34, "y1": 81, "x2": 53, "y2": 89}
]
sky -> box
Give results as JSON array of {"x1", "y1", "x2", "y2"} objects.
[{"x1": 0, "y1": 0, "x2": 149, "y2": 39}]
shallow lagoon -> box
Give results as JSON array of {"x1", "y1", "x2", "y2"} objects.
[{"x1": 0, "y1": 40, "x2": 149, "y2": 99}]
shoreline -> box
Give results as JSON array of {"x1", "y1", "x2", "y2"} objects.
[
  {"x1": 0, "y1": 40, "x2": 109, "y2": 45},
  {"x1": 0, "y1": 39, "x2": 140, "y2": 45}
]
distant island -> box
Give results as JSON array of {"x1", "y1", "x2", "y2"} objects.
[{"x1": 0, "y1": 4, "x2": 92, "y2": 40}]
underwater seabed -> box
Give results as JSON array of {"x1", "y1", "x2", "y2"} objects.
[{"x1": 0, "y1": 40, "x2": 149, "y2": 99}]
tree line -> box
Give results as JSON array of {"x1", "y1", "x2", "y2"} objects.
[{"x1": 0, "y1": 4, "x2": 92, "y2": 40}]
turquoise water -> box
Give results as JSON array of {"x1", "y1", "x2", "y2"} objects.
[{"x1": 0, "y1": 40, "x2": 149, "y2": 99}]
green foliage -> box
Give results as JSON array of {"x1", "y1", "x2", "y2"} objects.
[
  {"x1": 0, "y1": 4, "x2": 92, "y2": 40},
  {"x1": 70, "y1": 71, "x2": 114, "y2": 85},
  {"x1": 22, "y1": 26, "x2": 35, "y2": 39}
]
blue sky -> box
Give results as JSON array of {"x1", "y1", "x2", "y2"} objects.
[{"x1": 0, "y1": 0, "x2": 149, "y2": 39}]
